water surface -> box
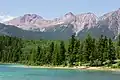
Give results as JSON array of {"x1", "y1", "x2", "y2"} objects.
[{"x1": 0, "y1": 64, "x2": 120, "y2": 80}]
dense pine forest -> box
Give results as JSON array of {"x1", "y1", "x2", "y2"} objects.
[{"x1": 0, "y1": 35, "x2": 120, "y2": 68}]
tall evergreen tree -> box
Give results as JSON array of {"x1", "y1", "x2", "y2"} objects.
[
  {"x1": 103, "y1": 36, "x2": 109, "y2": 61},
  {"x1": 108, "y1": 38, "x2": 116, "y2": 64},
  {"x1": 78, "y1": 42, "x2": 84, "y2": 62},
  {"x1": 83, "y1": 34, "x2": 93, "y2": 63},
  {"x1": 116, "y1": 34, "x2": 120, "y2": 59},
  {"x1": 67, "y1": 34, "x2": 76, "y2": 66},
  {"x1": 36, "y1": 46, "x2": 43, "y2": 65},
  {"x1": 97, "y1": 35, "x2": 104, "y2": 65},
  {"x1": 90, "y1": 38, "x2": 96, "y2": 65},
  {"x1": 46, "y1": 42, "x2": 54, "y2": 64},
  {"x1": 52, "y1": 44, "x2": 59, "y2": 65},
  {"x1": 73, "y1": 40, "x2": 80, "y2": 64},
  {"x1": 59, "y1": 41, "x2": 66, "y2": 65},
  {"x1": 117, "y1": 34, "x2": 120, "y2": 46}
]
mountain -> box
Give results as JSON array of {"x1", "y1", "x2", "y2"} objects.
[
  {"x1": 3, "y1": 8, "x2": 120, "y2": 40},
  {"x1": 0, "y1": 23, "x2": 43, "y2": 39},
  {"x1": 5, "y1": 12, "x2": 98, "y2": 35},
  {"x1": 98, "y1": 8, "x2": 120, "y2": 39},
  {"x1": 0, "y1": 23, "x2": 76, "y2": 40}
]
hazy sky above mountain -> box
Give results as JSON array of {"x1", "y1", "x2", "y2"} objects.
[{"x1": 0, "y1": 0, "x2": 120, "y2": 19}]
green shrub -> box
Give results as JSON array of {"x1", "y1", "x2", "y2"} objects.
[
  {"x1": 111, "y1": 64, "x2": 118, "y2": 68},
  {"x1": 92, "y1": 59, "x2": 102, "y2": 66}
]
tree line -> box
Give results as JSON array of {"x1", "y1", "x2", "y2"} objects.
[{"x1": 0, "y1": 35, "x2": 120, "y2": 67}]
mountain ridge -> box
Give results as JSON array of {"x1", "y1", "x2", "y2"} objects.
[
  {"x1": 4, "y1": 12, "x2": 98, "y2": 34},
  {"x1": 2, "y1": 8, "x2": 120, "y2": 40}
]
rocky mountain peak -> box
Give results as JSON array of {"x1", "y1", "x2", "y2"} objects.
[
  {"x1": 115, "y1": 8, "x2": 120, "y2": 16},
  {"x1": 20, "y1": 14, "x2": 43, "y2": 23},
  {"x1": 98, "y1": 8, "x2": 120, "y2": 37},
  {"x1": 76, "y1": 12, "x2": 98, "y2": 23},
  {"x1": 54, "y1": 12, "x2": 75, "y2": 24},
  {"x1": 100, "y1": 8, "x2": 120, "y2": 20},
  {"x1": 23, "y1": 14, "x2": 43, "y2": 19},
  {"x1": 64, "y1": 12, "x2": 74, "y2": 17},
  {"x1": 117, "y1": 8, "x2": 120, "y2": 11},
  {"x1": 72, "y1": 13, "x2": 98, "y2": 35}
]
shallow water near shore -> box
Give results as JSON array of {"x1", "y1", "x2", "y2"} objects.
[{"x1": 0, "y1": 64, "x2": 120, "y2": 80}]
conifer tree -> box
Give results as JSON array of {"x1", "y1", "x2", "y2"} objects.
[
  {"x1": 116, "y1": 34, "x2": 120, "y2": 59},
  {"x1": 117, "y1": 34, "x2": 120, "y2": 46},
  {"x1": 108, "y1": 38, "x2": 116, "y2": 64},
  {"x1": 90, "y1": 38, "x2": 96, "y2": 65},
  {"x1": 52, "y1": 44, "x2": 59, "y2": 65},
  {"x1": 97, "y1": 35, "x2": 104, "y2": 65},
  {"x1": 59, "y1": 41, "x2": 66, "y2": 65},
  {"x1": 46, "y1": 42, "x2": 54, "y2": 64},
  {"x1": 73, "y1": 40, "x2": 80, "y2": 64},
  {"x1": 67, "y1": 34, "x2": 76, "y2": 66},
  {"x1": 103, "y1": 36, "x2": 109, "y2": 61},
  {"x1": 83, "y1": 34, "x2": 93, "y2": 63},
  {"x1": 36, "y1": 46, "x2": 42, "y2": 65},
  {"x1": 78, "y1": 42, "x2": 83, "y2": 62}
]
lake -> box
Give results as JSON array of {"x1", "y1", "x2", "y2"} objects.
[{"x1": 0, "y1": 64, "x2": 120, "y2": 80}]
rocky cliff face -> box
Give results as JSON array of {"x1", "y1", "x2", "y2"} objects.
[
  {"x1": 72, "y1": 13, "x2": 98, "y2": 35},
  {"x1": 98, "y1": 9, "x2": 120, "y2": 38}
]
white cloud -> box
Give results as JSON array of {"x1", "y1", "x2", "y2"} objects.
[{"x1": 0, "y1": 15, "x2": 16, "y2": 23}]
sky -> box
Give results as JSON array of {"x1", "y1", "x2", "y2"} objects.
[{"x1": 0, "y1": 0, "x2": 120, "y2": 20}]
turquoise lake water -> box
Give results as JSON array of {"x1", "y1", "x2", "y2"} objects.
[{"x1": 0, "y1": 64, "x2": 120, "y2": 80}]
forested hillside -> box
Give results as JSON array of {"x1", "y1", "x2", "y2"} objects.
[{"x1": 0, "y1": 35, "x2": 120, "y2": 68}]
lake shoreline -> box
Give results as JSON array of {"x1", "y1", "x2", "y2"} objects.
[
  {"x1": 24, "y1": 66, "x2": 120, "y2": 71},
  {"x1": 1, "y1": 62, "x2": 120, "y2": 71},
  {"x1": 8, "y1": 64, "x2": 120, "y2": 71}
]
